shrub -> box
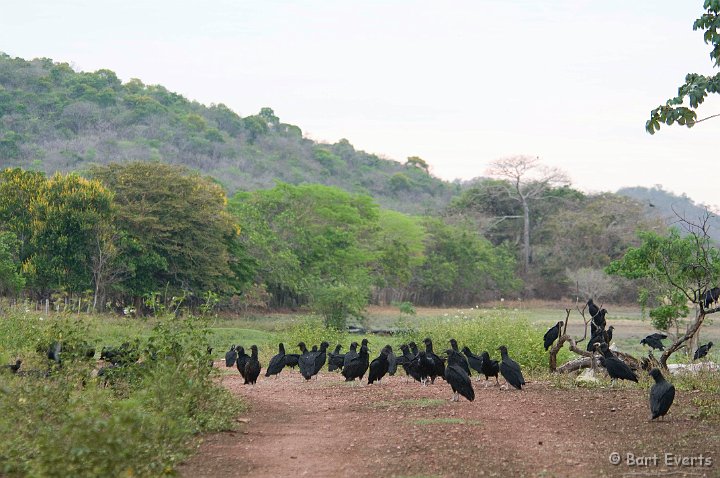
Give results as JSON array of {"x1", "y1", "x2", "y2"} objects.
[{"x1": 398, "y1": 310, "x2": 572, "y2": 371}]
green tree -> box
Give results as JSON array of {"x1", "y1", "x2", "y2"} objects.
[
  {"x1": 90, "y1": 162, "x2": 240, "y2": 306},
  {"x1": 607, "y1": 213, "x2": 720, "y2": 367},
  {"x1": 26, "y1": 173, "x2": 114, "y2": 298},
  {"x1": 647, "y1": 1, "x2": 720, "y2": 133},
  {"x1": 0, "y1": 168, "x2": 46, "y2": 261},
  {"x1": 0, "y1": 231, "x2": 24, "y2": 294}
]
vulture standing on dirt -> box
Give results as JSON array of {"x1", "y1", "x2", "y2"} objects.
[
  {"x1": 225, "y1": 344, "x2": 238, "y2": 367},
  {"x1": 461, "y1": 346, "x2": 484, "y2": 378},
  {"x1": 444, "y1": 361, "x2": 474, "y2": 402},
  {"x1": 235, "y1": 346, "x2": 250, "y2": 379},
  {"x1": 640, "y1": 334, "x2": 665, "y2": 351},
  {"x1": 544, "y1": 321, "x2": 564, "y2": 351},
  {"x1": 343, "y1": 342, "x2": 359, "y2": 368},
  {"x1": 265, "y1": 343, "x2": 287, "y2": 377},
  {"x1": 284, "y1": 351, "x2": 300, "y2": 369},
  {"x1": 386, "y1": 346, "x2": 398, "y2": 376},
  {"x1": 597, "y1": 344, "x2": 638, "y2": 383},
  {"x1": 1, "y1": 359, "x2": 21, "y2": 374},
  {"x1": 648, "y1": 368, "x2": 675, "y2": 421},
  {"x1": 342, "y1": 344, "x2": 370, "y2": 383},
  {"x1": 694, "y1": 342, "x2": 714, "y2": 361},
  {"x1": 448, "y1": 339, "x2": 470, "y2": 375},
  {"x1": 417, "y1": 350, "x2": 436, "y2": 385},
  {"x1": 498, "y1": 345, "x2": 525, "y2": 390},
  {"x1": 244, "y1": 345, "x2": 261, "y2": 385},
  {"x1": 480, "y1": 351, "x2": 500, "y2": 384},
  {"x1": 368, "y1": 345, "x2": 391, "y2": 384},
  {"x1": 423, "y1": 338, "x2": 445, "y2": 383},
  {"x1": 399, "y1": 344, "x2": 422, "y2": 382},
  {"x1": 409, "y1": 341, "x2": 419, "y2": 356},
  {"x1": 312, "y1": 342, "x2": 330, "y2": 377},
  {"x1": 298, "y1": 342, "x2": 316, "y2": 380},
  {"x1": 327, "y1": 344, "x2": 344, "y2": 372}
]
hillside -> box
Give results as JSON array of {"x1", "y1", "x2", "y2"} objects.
[
  {"x1": 617, "y1": 185, "x2": 720, "y2": 243},
  {"x1": 0, "y1": 53, "x2": 458, "y2": 214}
]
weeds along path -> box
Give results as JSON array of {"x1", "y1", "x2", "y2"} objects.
[{"x1": 179, "y1": 365, "x2": 720, "y2": 478}]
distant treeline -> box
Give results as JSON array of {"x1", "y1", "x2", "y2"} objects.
[
  {"x1": 0, "y1": 162, "x2": 666, "y2": 321},
  {"x1": 0, "y1": 53, "x2": 458, "y2": 214}
]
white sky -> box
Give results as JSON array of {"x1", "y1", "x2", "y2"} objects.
[{"x1": 2, "y1": 1, "x2": 719, "y2": 208}]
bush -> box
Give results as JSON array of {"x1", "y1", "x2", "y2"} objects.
[
  {"x1": 0, "y1": 313, "x2": 242, "y2": 477},
  {"x1": 397, "y1": 310, "x2": 572, "y2": 371}
]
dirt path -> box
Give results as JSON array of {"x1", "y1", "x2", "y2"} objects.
[{"x1": 179, "y1": 366, "x2": 719, "y2": 478}]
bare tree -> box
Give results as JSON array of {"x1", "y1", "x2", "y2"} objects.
[{"x1": 486, "y1": 156, "x2": 570, "y2": 273}]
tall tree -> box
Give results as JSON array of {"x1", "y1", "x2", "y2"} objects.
[
  {"x1": 485, "y1": 156, "x2": 569, "y2": 273},
  {"x1": 90, "y1": 162, "x2": 240, "y2": 305},
  {"x1": 647, "y1": 1, "x2": 720, "y2": 132}
]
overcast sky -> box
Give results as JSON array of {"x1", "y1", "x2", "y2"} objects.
[{"x1": 2, "y1": 1, "x2": 719, "y2": 208}]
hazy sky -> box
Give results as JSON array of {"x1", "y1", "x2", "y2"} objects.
[{"x1": 2, "y1": 1, "x2": 719, "y2": 207}]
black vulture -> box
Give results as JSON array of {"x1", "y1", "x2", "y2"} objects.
[
  {"x1": 265, "y1": 343, "x2": 287, "y2": 377},
  {"x1": 399, "y1": 344, "x2": 422, "y2": 382},
  {"x1": 311, "y1": 342, "x2": 330, "y2": 377},
  {"x1": 1, "y1": 359, "x2": 21, "y2": 374},
  {"x1": 461, "y1": 346, "x2": 484, "y2": 378},
  {"x1": 342, "y1": 344, "x2": 370, "y2": 383},
  {"x1": 604, "y1": 325, "x2": 615, "y2": 344},
  {"x1": 298, "y1": 342, "x2": 315, "y2": 380},
  {"x1": 225, "y1": 344, "x2": 238, "y2": 367},
  {"x1": 702, "y1": 287, "x2": 720, "y2": 309},
  {"x1": 597, "y1": 344, "x2": 638, "y2": 383},
  {"x1": 328, "y1": 344, "x2": 345, "y2": 372},
  {"x1": 368, "y1": 346, "x2": 391, "y2": 384},
  {"x1": 648, "y1": 368, "x2": 675, "y2": 421},
  {"x1": 587, "y1": 299, "x2": 600, "y2": 320},
  {"x1": 544, "y1": 321, "x2": 563, "y2": 351},
  {"x1": 235, "y1": 346, "x2": 250, "y2": 379},
  {"x1": 343, "y1": 342, "x2": 359, "y2": 368},
  {"x1": 448, "y1": 339, "x2": 470, "y2": 375},
  {"x1": 498, "y1": 345, "x2": 525, "y2": 390},
  {"x1": 480, "y1": 351, "x2": 500, "y2": 384},
  {"x1": 408, "y1": 341, "x2": 419, "y2": 356},
  {"x1": 244, "y1": 345, "x2": 261, "y2": 385},
  {"x1": 590, "y1": 309, "x2": 607, "y2": 336},
  {"x1": 284, "y1": 353, "x2": 300, "y2": 369},
  {"x1": 417, "y1": 350, "x2": 436, "y2": 385},
  {"x1": 587, "y1": 330, "x2": 607, "y2": 352},
  {"x1": 386, "y1": 346, "x2": 398, "y2": 376},
  {"x1": 693, "y1": 342, "x2": 714, "y2": 361},
  {"x1": 640, "y1": 335, "x2": 665, "y2": 351},
  {"x1": 311, "y1": 345, "x2": 318, "y2": 353},
  {"x1": 423, "y1": 338, "x2": 446, "y2": 383},
  {"x1": 444, "y1": 362, "x2": 475, "y2": 402},
  {"x1": 647, "y1": 333, "x2": 668, "y2": 341}
]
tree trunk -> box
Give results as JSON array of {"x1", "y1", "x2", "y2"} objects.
[{"x1": 521, "y1": 195, "x2": 530, "y2": 273}]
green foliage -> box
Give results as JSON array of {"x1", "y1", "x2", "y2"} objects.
[
  {"x1": 607, "y1": 228, "x2": 720, "y2": 330},
  {"x1": 0, "y1": 231, "x2": 24, "y2": 293},
  {"x1": 647, "y1": 1, "x2": 720, "y2": 133},
  {"x1": 398, "y1": 310, "x2": 571, "y2": 371},
  {"x1": 277, "y1": 316, "x2": 349, "y2": 352},
  {"x1": 395, "y1": 301, "x2": 416, "y2": 316},
  {"x1": 91, "y1": 162, "x2": 242, "y2": 301},
  {"x1": 0, "y1": 312, "x2": 241, "y2": 477},
  {"x1": 310, "y1": 279, "x2": 369, "y2": 329}
]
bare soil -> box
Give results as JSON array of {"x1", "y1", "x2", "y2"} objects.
[{"x1": 178, "y1": 365, "x2": 719, "y2": 478}]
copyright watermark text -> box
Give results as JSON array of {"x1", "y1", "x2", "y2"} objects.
[{"x1": 609, "y1": 452, "x2": 713, "y2": 468}]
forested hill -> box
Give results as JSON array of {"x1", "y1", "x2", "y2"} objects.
[
  {"x1": 617, "y1": 185, "x2": 720, "y2": 243},
  {"x1": 0, "y1": 54, "x2": 458, "y2": 214}
]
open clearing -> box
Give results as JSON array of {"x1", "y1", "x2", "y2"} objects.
[{"x1": 179, "y1": 367, "x2": 720, "y2": 478}]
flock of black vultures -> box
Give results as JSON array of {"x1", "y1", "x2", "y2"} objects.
[
  {"x1": 1, "y1": 299, "x2": 715, "y2": 420},
  {"x1": 224, "y1": 299, "x2": 715, "y2": 420}
]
